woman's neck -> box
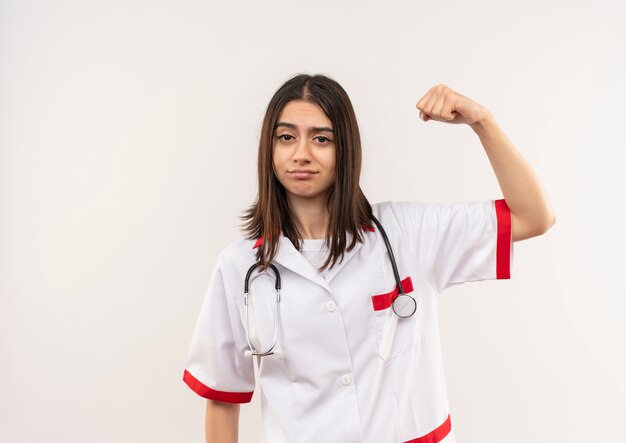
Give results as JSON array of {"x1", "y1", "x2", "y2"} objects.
[{"x1": 287, "y1": 194, "x2": 330, "y2": 239}]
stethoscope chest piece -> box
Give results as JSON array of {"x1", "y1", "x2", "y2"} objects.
[
  {"x1": 370, "y1": 214, "x2": 417, "y2": 319},
  {"x1": 392, "y1": 294, "x2": 417, "y2": 318}
]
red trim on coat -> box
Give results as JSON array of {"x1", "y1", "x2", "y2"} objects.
[
  {"x1": 404, "y1": 413, "x2": 452, "y2": 443},
  {"x1": 361, "y1": 223, "x2": 375, "y2": 232},
  {"x1": 371, "y1": 276, "x2": 414, "y2": 311},
  {"x1": 494, "y1": 199, "x2": 512, "y2": 279},
  {"x1": 252, "y1": 224, "x2": 375, "y2": 249},
  {"x1": 183, "y1": 369, "x2": 253, "y2": 404}
]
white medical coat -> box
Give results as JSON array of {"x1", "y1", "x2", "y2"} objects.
[{"x1": 183, "y1": 199, "x2": 513, "y2": 443}]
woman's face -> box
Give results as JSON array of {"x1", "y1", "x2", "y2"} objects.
[{"x1": 272, "y1": 100, "x2": 336, "y2": 202}]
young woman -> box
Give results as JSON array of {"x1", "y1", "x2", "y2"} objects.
[{"x1": 183, "y1": 74, "x2": 556, "y2": 443}]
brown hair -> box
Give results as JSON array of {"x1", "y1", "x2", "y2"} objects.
[{"x1": 239, "y1": 73, "x2": 373, "y2": 272}]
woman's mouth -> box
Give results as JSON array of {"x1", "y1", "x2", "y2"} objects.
[{"x1": 289, "y1": 170, "x2": 317, "y2": 179}]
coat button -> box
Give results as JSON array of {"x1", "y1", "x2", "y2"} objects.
[
  {"x1": 325, "y1": 301, "x2": 337, "y2": 312},
  {"x1": 340, "y1": 374, "x2": 353, "y2": 386}
]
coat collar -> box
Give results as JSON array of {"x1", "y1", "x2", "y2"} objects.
[{"x1": 252, "y1": 224, "x2": 375, "y2": 292}]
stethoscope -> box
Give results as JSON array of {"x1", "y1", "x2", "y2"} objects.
[{"x1": 243, "y1": 214, "x2": 417, "y2": 357}]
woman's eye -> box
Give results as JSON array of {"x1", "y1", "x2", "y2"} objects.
[
  {"x1": 315, "y1": 136, "x2": 332, "y2": 143},
  {"x1": 276, "y1": 134, "x2": 332, "y2": 143}
]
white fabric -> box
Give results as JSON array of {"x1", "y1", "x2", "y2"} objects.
[
  {"x1": 183, "y1": 199, "x2": 513, "y2": 443},
  {"x1": 299, "y1": 238, "x2": 330, "y2": 277}
]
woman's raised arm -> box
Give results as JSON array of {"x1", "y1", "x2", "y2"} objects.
[{"x1": 416, "y1": 84, "x2": 556, "y2": 242}]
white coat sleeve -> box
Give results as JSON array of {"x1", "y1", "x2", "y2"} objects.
[
  {"x1": 388, "y1": 198, "x2": 513, "y2": 293},
  {"x1": 182, "y1": 252, "x2": 255, "y2": 403}
]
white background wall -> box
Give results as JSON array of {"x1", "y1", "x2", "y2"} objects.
[{"x1": 1, "y1": 0, "x2": 625, "y2": 441}]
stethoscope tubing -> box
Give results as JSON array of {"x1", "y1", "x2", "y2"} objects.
[
  {"x1": 370, "y1": 215, "x2": 404, "y2": 297},
  {"x1": 243, "y1": 216, "x2": 416, "y2": 357},
  {"x1": 244, "y1": 262, "x2": 281, "y2": 356}
]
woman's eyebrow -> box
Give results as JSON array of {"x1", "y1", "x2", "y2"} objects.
[{"x1": 275, "y1": 122, "x2": 334, "y2": 133}]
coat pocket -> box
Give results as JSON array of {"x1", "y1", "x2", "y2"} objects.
[{"x1": 371, "y1": 275, "x2": 418, "y2": 362}]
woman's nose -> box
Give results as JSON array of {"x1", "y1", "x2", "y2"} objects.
[{"x1": 292, "y1": 138, "x2": 312, "y2": 161}]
